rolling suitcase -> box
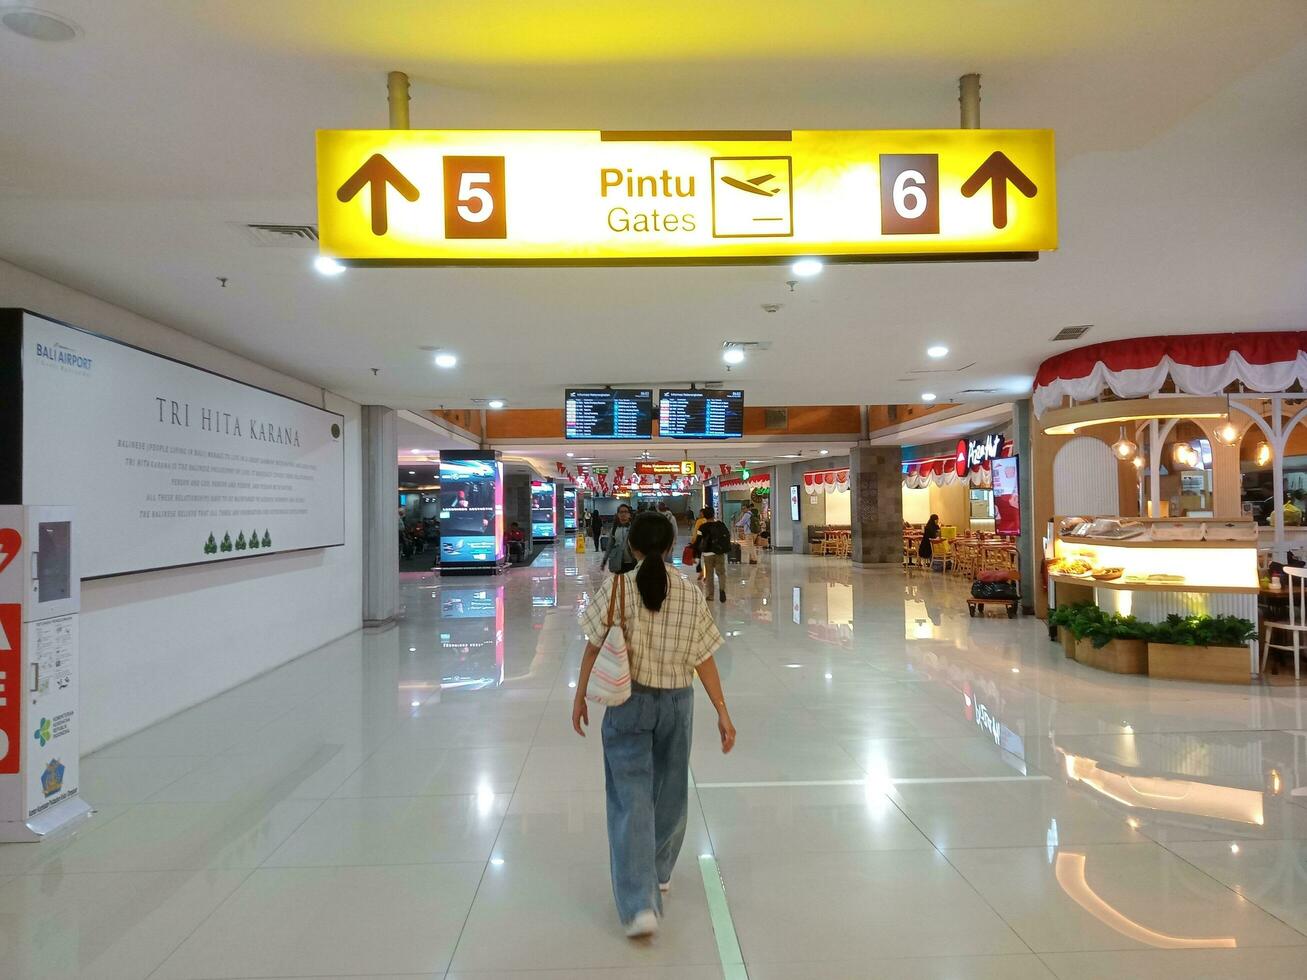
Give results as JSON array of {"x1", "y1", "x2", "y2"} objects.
[{"x1": 728, "y1": 542, "x2": 742, "y2": 564}]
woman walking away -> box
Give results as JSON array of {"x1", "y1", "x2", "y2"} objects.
[
  {"x1": 590, "y1": 507, "x2": 604, "y2": 554},
  {"x1": 573, "y1": 512, "x2": 736, "y2": 938},
  {"x1": 605, "y1": 503, "x2": 637, "y2": 574},
  {"x1": 918, "y1": 513, "x2": 940, "y2": 565}
]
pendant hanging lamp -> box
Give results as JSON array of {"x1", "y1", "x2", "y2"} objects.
[{"x1": 1111, "y1": 426, "x2": 1138, "y2": 461}]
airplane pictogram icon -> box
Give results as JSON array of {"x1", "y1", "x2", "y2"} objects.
[
  {"x1": 711, "y1": 157, "x2": 794, "y2": 238},
  {"x1": 720, "y1": 173, "x2": 780, "y2": 197}
]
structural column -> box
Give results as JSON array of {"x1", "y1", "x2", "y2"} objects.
[
  {"x1": 770, "y1": 463, "x2": 793, "y2": 552},
  {"x1": 849, "y1": 445, "x2": 903, "y2": 566},
  {"x1": 1012, "y1": 399, "x2": 1038, "y2": 613},
  {"x1": 361, "y1": 405, "x2": 400, "y2": 627}
]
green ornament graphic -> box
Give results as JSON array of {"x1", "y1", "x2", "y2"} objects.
[
  {"x1": 220, "y1": 532, "x2": 233, "y2": 553},
  {"x1": 203, "y1": 533, "x2": 218, "y2": 555}
]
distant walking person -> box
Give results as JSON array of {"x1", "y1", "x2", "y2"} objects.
[
  {"x1": 605, "y1": 503, "x2": 637, "y2": 574},
  {"x1": 697, "y1": 507, "x2": 732, "y2": 602},
  {"x1": 590, "y1": 508, "x2": 604, "y2": 553},
  {"x1": 736, "y1": 500, "x2": 761, "y2": 564},
  {"x1": 573, "y1": 513, "x2": 736, "y2": 938}
]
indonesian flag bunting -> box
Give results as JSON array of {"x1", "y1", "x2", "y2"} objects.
[{"x1": 1033, "y1": 331, "x2": 1307, "y2": 416}]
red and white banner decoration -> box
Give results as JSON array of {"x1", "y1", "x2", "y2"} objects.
[
  {"x1": 802, "y1": 469, "x2": 850, "y2": 499},
  {"x1": 1034, "y1": 332, "x2": 1307, "y2": 417},
  {"x1": 903, "y1": 441, "x2": 1012, "y2": 489},
  {"x1": 719, "y1": 471, "x2": 770, "y2": 490}
]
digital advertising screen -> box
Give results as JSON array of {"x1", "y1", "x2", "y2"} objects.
[
  {"x1": 790, "y1": 485, "x2": 801, "y2": 522},
  {"x1": 563, "y1": 488, "x2": 577, "y2": 530},
  {"x1": 991, "y1": 455, "x2": 1021, "y2": 538},
  {"x1": 530, "y1": 480, "x2": 557, "y2": 539},
  {"x1": 658, "y1": 389, "x2": 745, "y2": 439},
  {"x1": 565, "y1": 388, "x2": 653, "y2": 440},
  {"x1": 438, "y1": 454, "x2": 504, "y2": 565}
]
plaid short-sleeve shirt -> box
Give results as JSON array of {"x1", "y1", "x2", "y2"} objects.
[{"x1": 579, "y1": 563, "x2": 723, "y2": 689}]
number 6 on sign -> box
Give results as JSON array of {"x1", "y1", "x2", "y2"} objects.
[
  {"x1": 879, "y1": 154, "x2": 939, "y2": 235},
  {"x1": 443, "y1": 156, "x2": 507, "y2": 239}
]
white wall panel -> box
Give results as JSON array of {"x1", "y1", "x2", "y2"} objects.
[{"x1": 1053, "y1": 436, "x2": 1119, "y2": 516}]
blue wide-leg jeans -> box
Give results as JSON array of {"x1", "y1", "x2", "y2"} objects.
[{"x1": 600, "y1": 683, "x2": 694, "y2": 925}]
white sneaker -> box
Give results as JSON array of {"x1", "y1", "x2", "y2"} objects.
[
  {"x1": 659, "y1": 880, "x2": 671, "y2": 894},
  {"x1": 625, "y1": 909, "x2": 659, "y2": 938}
]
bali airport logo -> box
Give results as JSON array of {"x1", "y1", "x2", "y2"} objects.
[{"x1": 34, "y1": 340, "x2": 93, "y2": 375}]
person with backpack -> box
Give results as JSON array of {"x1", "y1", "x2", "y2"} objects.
[
  {"x1": 697, "y1": 506, "x2": 732, "y2": 602},
  {"x1": 735, "y1": 500, "x2": 761, "y2": 564},
  {"x1": 573, "y1": 512, "x2": 735, "y2": 938}
]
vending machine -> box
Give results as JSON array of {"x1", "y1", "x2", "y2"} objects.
[{"x1": 0, "y1": 505, "x2": 92, "y2": 842}]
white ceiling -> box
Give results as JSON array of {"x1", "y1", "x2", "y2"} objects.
[{"x1": 2, "y1": 2, "x2": 1305, "y2": 410}]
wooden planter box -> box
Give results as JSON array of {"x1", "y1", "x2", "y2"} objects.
[
  {"x1": 1058, "y1": 626, "x2": 1076, "y2": 659},
  {"x1": 1147, "y1": 643, "x2": 1251, "y2": 683},
  {"x1": 1074, "y1": 637, "x2": 1148, "y2": 675}
]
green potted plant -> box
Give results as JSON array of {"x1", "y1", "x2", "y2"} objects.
[
  {"x1": 1045, "y1": 603, "x2": 1097, "y2": 663},
  {"x1": 1147, "y1": 614, "x2": 1257, "y2": 683},
  {"x1": 1075, "y1": 610, "x2": 1153, "y2": 675}
]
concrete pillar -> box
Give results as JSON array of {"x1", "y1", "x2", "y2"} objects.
[
  {"x1": 771, "y1": 463, "x2": 793, "y2": 551},
  {"x1": 849, "y1": 445, "x2": 903, "y2": 565},
  {"x1": 361, "y1": 405, "x2": 400, "y2": 627},
  {"x1": 1012, "y1": 400, "x2": 1038, "y2": 613}
]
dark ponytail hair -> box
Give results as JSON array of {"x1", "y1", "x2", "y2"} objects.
[{"x1": 628, "y1": 511, "x2": 674, "y2": 612}]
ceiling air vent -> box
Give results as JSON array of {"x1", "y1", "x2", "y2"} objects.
[
  {"x1": 956, "y1": 388, "x2": 999, "y2": 395},
  {"x1": 1050, "y1": 324, "x2": 1092, "y2": 342},
  {"x1": 236, "y1": 223, "x2": 320, "y2": 247},
  {"x1": 764, "y1": 407, "x2": 788, "y2": 430}
]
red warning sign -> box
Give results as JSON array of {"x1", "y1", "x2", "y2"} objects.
[{"x1": 0, "y1": 604, "x2": 20, "y2": 775}]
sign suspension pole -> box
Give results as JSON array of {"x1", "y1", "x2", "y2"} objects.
[
  {"x1": 387, "y1": 70, "x2": 410, "y2": 130},
  {"x1": 959, "y1": 73, "x2": 981, "y2": 129}
]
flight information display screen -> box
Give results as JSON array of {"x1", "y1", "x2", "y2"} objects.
[
  {"x1": 658, "y1": 389, "x2": 745, "y2": 439},
  {"x1": 565, "y1": 388, "x2": 653, "y2": 440}
]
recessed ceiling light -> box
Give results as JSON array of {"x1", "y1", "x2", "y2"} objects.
[
  {"x1": 313, "y1": 255, "x2": 345, "y2": 276},
  {"x1": 927, "y1": 345, "x2": 949, "y2": 358},
  {"x1": 723, "y1": 346, "x2": 745, "y2": 365},
  {"x1": 819, "y1": 449, "x2": 829, "y2": 455},
  {"x1": 921, "y1": 392, "x2": 937, "y2": 402},
  {"x1": 2, "y1": 7, "x2": 80, "y2": 41},
  {"x1": 408, "y1": 470, "x2": 416, "y2": 474},
  {"x1": 433, "y1": 352, "x2": 457, "y2": 369},
  {"x1": 487, "y1": 399, "x2": 506, "y2": 410},
  {"x1": 565, "y1": 452, "x2": 574, "y2": 457},
  {"x1": 792, "y1": 258, "x2": 823, "y2": 277}
]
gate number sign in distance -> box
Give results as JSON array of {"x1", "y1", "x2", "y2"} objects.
[{"x1": 316, "y1": 129, "x2": 1056, "y2": 264}]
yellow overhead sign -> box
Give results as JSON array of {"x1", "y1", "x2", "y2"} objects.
[{"x1": 316, "y1": 129, "x2": 1056, "y2": 265}]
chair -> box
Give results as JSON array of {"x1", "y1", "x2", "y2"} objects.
[
  {"x1": 810, "y1": 525, "x2": 828, "y2": 556},
  {"x1": 930, "y1": 538, "x2": 953, "y2": 573},
  {"x1": 1263, "y1": 566, "x2": 1307, "y2": 679},
  {"x1": 953, "y1": 540, "x2": 978, "y2": 578}
]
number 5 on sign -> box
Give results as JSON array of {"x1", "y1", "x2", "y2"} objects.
[
  {"x1": 879, "y1": 154, "x2": 939, "y2": 235},
  {"x1": 443, "y1": 156, "x2": 507, "y2": 239}
]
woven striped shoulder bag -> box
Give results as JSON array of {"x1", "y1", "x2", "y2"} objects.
[{"x1": 586, "y1": 573, "x2": 632, "y2": 706}]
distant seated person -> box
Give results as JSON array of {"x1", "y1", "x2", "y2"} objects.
[{"x1": 506, "y1": 522, "x2": 527, "y2": 561}]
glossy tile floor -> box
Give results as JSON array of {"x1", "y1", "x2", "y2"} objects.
[{"x1": 4, "y1": 541, "x2": 1307, "y2": 978}]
